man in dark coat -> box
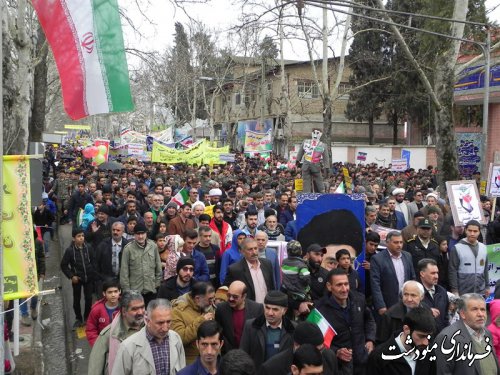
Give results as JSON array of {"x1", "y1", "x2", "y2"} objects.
[
  {"x1": 434, "y1": 293, "x2": 499, "y2": 375},
  {"x1": 215, "y1": 280, "x2": 263, "y2": 353},
  {"x1": 316, "y1": 269, "x2": 376, "y2": 375},
  {"x1": 240, "y1": 291, "x2": 295, "y2": 371},
  {"x1": 367, "y1": 306, "x2": 437, "y2": 375},
  {"x1": 224, "y1": 238, "x2": 275, "y2": 303},
  {"x1": 94, "y1": 221, "x2": 128, "y2": 282},
  {"x1": 417, "y1": 258, "x2": 449, "y2": 334},
  {"x1": 370, "y1": 231, "x2": 416, "y2": 318},
  {"x1": 157, "y1": 258, "x2": 196, "y2": 301},
  {"x1": 260, "y1": 321, "x2": 338, "y2": 375},
  {"x1": 67, "y1": 179, "x2": 93, "y2": 226},
  {"x1": 376, "y1": 280, "x2": 426, "y2": 344}
]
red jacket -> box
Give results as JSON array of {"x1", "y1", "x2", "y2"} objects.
[
  {"x1": 210, "y1": 218, "x2": 232, "y2": 257},
  {"x1": 85, "y1": 298, "x2": 119, "y2": 346}
]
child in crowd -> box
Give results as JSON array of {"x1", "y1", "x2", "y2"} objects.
[
  {"x1": 336, "y1": 249, "x2": 362, "y2": 293},
  {"x1": 85, "y1": 279, "x2": 121, "y2": 346},
  {"x1": 281, "y1": 240, "x2": 311, "y2": 317}
]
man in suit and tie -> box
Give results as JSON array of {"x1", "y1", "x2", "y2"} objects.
[
  {"x1": 434, "y1": 293, "x2": 499, "y2": 375},
  {"x1": 215, "y1": 280, "x2": 263, "y2": 353},
  {"x1": 94, "y1": 221, "x2": 129, "y2": 286},
  {"x1": 371, "y1": 231, "x2": 415, "y2": 318},
  {"x1": 224, "y1": 238, "x2": 275, "y2": 303}
]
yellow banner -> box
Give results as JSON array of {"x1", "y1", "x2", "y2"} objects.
[
  {"x1": 64, "y1": 124, "x2": 91, "y2": 130},
  {"x1": 295, "y1": 179, "x2": 303, "y2": 192},
  {"x1": 2, "y1": 156, "x2": 39, "y2": 300},
  {"x1": 152, "y1": 140, "x2": 229, "y2": 165},
  {"x1": 342, "y1": 167, "x2": 352, "y2": 189}
]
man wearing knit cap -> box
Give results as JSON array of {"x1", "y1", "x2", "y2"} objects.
[
  {"x1": 157, "y1": 257, "x2": 196, "y2": 301},
  {"x1": 120, "y1": 222, "x2": 163, "y2": 307},
  {"x1": 240, "y1": 290, "x2": 296, "y2": 370},
  {"x1": 392, "y1": 187, "x2": 410, "y2": 226},
  {"x1": 260, "y1": 321, "x2": 338, "y2": 375}
]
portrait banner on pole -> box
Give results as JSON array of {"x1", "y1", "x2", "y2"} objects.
[{"x1": 2, "y1": 156, "x2": 39, "y2": 300}]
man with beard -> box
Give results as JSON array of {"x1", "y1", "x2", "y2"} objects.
[
  {"x1": 215, "y1": 281, "x2": 263, "y2": 353},
  {"x1": 117, "y1": 200, "x2": 145, "y2": 226},
  {"x1": 210, "y1": 204, "x2": 233, "y2": 254},
  {"x1": 304, "y1": 244, "x2": 329, "y2": 303},
  {"x1": 240, "y1": 210, "x2": 259, "y2": 237},
  {"x1": 67, "y1": 179, "x2": 93, "y2": 226},
  {"x1": 88, "y1": 291, "x2": 146, "y2": 375},
  {"x1": 392, "y1": 188, "x2": 410, "y2": 226},
  {"x1": 171, "y1": 282, "x2": 216, "y2": 364},
  {"x1": 375, "y1": 202, "x2": 403, "y2": 230},
  {"x1": 157, "y1": 258, "x2": 196, "y2": 301},
  {"x1": 367, "y1": 307, "x2": 437, "y2": 375},
  {"x1": 222, "y1": 199, "x2": 238, "y2": 230}
]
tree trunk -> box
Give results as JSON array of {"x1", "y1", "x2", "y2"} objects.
[
  {"x1": 368, "y1": 114, "x2": 374, "y2": 145},
  {"x1": 392, "y1": 110, "x2": 398, "y2": 145},
  {"x1": 323, "y1": 94, "x2": 332, "y2": 171},
  {"x1": 4, "y1": 0, "x2": 32, "y2": 154},
  {"x1": 31, "y1": 25, "x2": 48, "y2": 142},
  {"x1": 435, "y1": 67, "x2": 460, "y2": 185}
]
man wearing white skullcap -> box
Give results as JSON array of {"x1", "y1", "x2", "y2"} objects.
[{"x1": 392, "y1": 187, "x2": 410, "y2": 225}]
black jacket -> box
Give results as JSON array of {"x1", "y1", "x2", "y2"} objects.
[
  {"x1": 240, "y1": 314, "x2": 296, "y2": 370},
  {"x1": 94, "y1": 237, "x2": 129, "y2": 280},
  {"x1": 35, "y1": 239, "x2": 46, "y2": 277},
  {"x1": 316, "y1": 291, "x2": 376, "y2": 369},
  {"x1": 404, "y1": 236, "x2": 441, "y2": 274},
  {"x1": 309, "y1": 263, "x2": 329, "y2": 302},
  {"x1": 260, "y1": 346, "x2": 338, "y2": 375},
  {"x1": 215, "y1": 299, "x2": 263, "y2": 353},
  {"x1": 420, "y1": 283, "x2": 449, "y2": 334},
  {"x1": 376, "y1": 301, "x2": 407, "y2": 344},
  {"x1": 157, "y1": 276, "x2": 194, "y2": 302},
  {"x1": 60, "y1": 243, "x2": 99, "y2": 283},
  {"x1": 367, "y1": 336, "x2": 436, "y2": 375},
  {"x1": 224, "y1": 258, "x2": 275, "y2": 301},
  {"x1": 67, "y1": 191, "x2": 93, "y2": 220},
  {"x1": 84, "y1": 218, "x2": 116, "y2": 249}
]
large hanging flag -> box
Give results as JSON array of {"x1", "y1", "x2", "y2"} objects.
[
  {"x1": 32, "y1": 0, "x2": 134, "y2": 120},
  {"x1": 3, "y1": 156, "x2": 39, "y2": 300},
  {"x1": 306, "y1": 309, "x2": 336, "y2": 348}
]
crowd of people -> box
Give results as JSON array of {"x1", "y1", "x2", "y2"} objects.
[{"x1": 27, "y1": 142, "x2": 500, "y2": 375}]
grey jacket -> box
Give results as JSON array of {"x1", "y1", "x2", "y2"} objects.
[
  {"x1": 448, "y1": 239, "x2": 489, "y2": 295},
  {"x1": 119, "y1": 239, "x2": 162, "y2": 294},
  {"x1": 434, "y1": 319, "x2": 499, "y2": 375},
  {"x1": 111, "y1": 326, "x2": 186, "y2": 375}
]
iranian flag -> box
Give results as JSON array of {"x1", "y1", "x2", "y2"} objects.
[
  {"x1": 171, "y1": 188, "x2": 189, "y2": 206},
  {"x1": 307, "y1": 309, "x2": 336, "y2": 348},
  {"x1": 32, "y1": 0, "x2": 134, "y2": 120},
  {"x1": 335, "y1": 182, "x2": 345, "y2": 194}
]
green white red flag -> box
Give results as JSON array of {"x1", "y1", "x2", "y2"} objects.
[
  {"x1": 172, "y1": 188, "x2": 190, "y2": 206},
  {"x1": 32, "y1": 0, "x2": 134, "y2": 120},
  {"x1": 307, "y1": 308, "x2": 336, "y2": 348}
]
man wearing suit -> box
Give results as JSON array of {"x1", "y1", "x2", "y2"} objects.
[
  {"x1": 215, "y1": 280, "x2": 263, "y2": 353},
  {"x1": 95, "y1": 221, "x2": 129, "y2": 283},
  {"x1": 371, "y1": 231, "x2": 415, "y2": 317},
  {"x1": 224, "y1": 238, "x2": 275, "y2": 303},
  {"x1": 434, "y1": 293, "x2": 499, "y2": 375},
  {"x1": 367, "y1": 306, "x2": 436, "y2": 375},
  {"x1": 407, "y1": 190, "x2": 427, "y2": 219}
]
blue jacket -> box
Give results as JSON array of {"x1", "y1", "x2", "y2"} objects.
[
  {"x1": 264, "y1": 247, "x2": 281, "y2": 289},
  {"x1": 178, "y1": 356, "x2": 220, "y2": 375},
  {"x1": 284, "y1": 220, "x2": 297, "y2": 241},
  {"x1": 278, "y1": 208, "x2": 294, "y2": 227},
  {"x1": 394, "y1": 211, "x2": 407, "y2": 230},
  {"x1": 189, "y1": 249, "x2": 210, "y2": 282},
  {"x1": 219, "y1": 229, "x2": 244, "y2": 284}
]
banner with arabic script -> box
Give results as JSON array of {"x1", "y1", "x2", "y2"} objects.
[
  {"x1": 487, "y1": 243, "x2": 500, "y2": 295},
  {"x1": 241, "y1": 118, "x2": 273, "y2": 154},
  {"x1": 2, "y1": 156, "x2": 39, "y2": 300}
]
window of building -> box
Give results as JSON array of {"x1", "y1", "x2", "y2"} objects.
[
  {"x1": 297, "y1": 80, "x2": 319, "y2": 99},
  {"x1": 338, "y1": 82, "x2": 352, "y2": 95}
]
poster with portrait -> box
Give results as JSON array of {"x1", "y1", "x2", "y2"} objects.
[
  {"x1": 486, "y1": 163, "x2": 500, "y2": 197},
  {"x1": 446, "y1": 180, "x2": 486, "y2": 226},
  {"x1": 296, "y1": 193, "x2": 366, "y2": 289}
]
